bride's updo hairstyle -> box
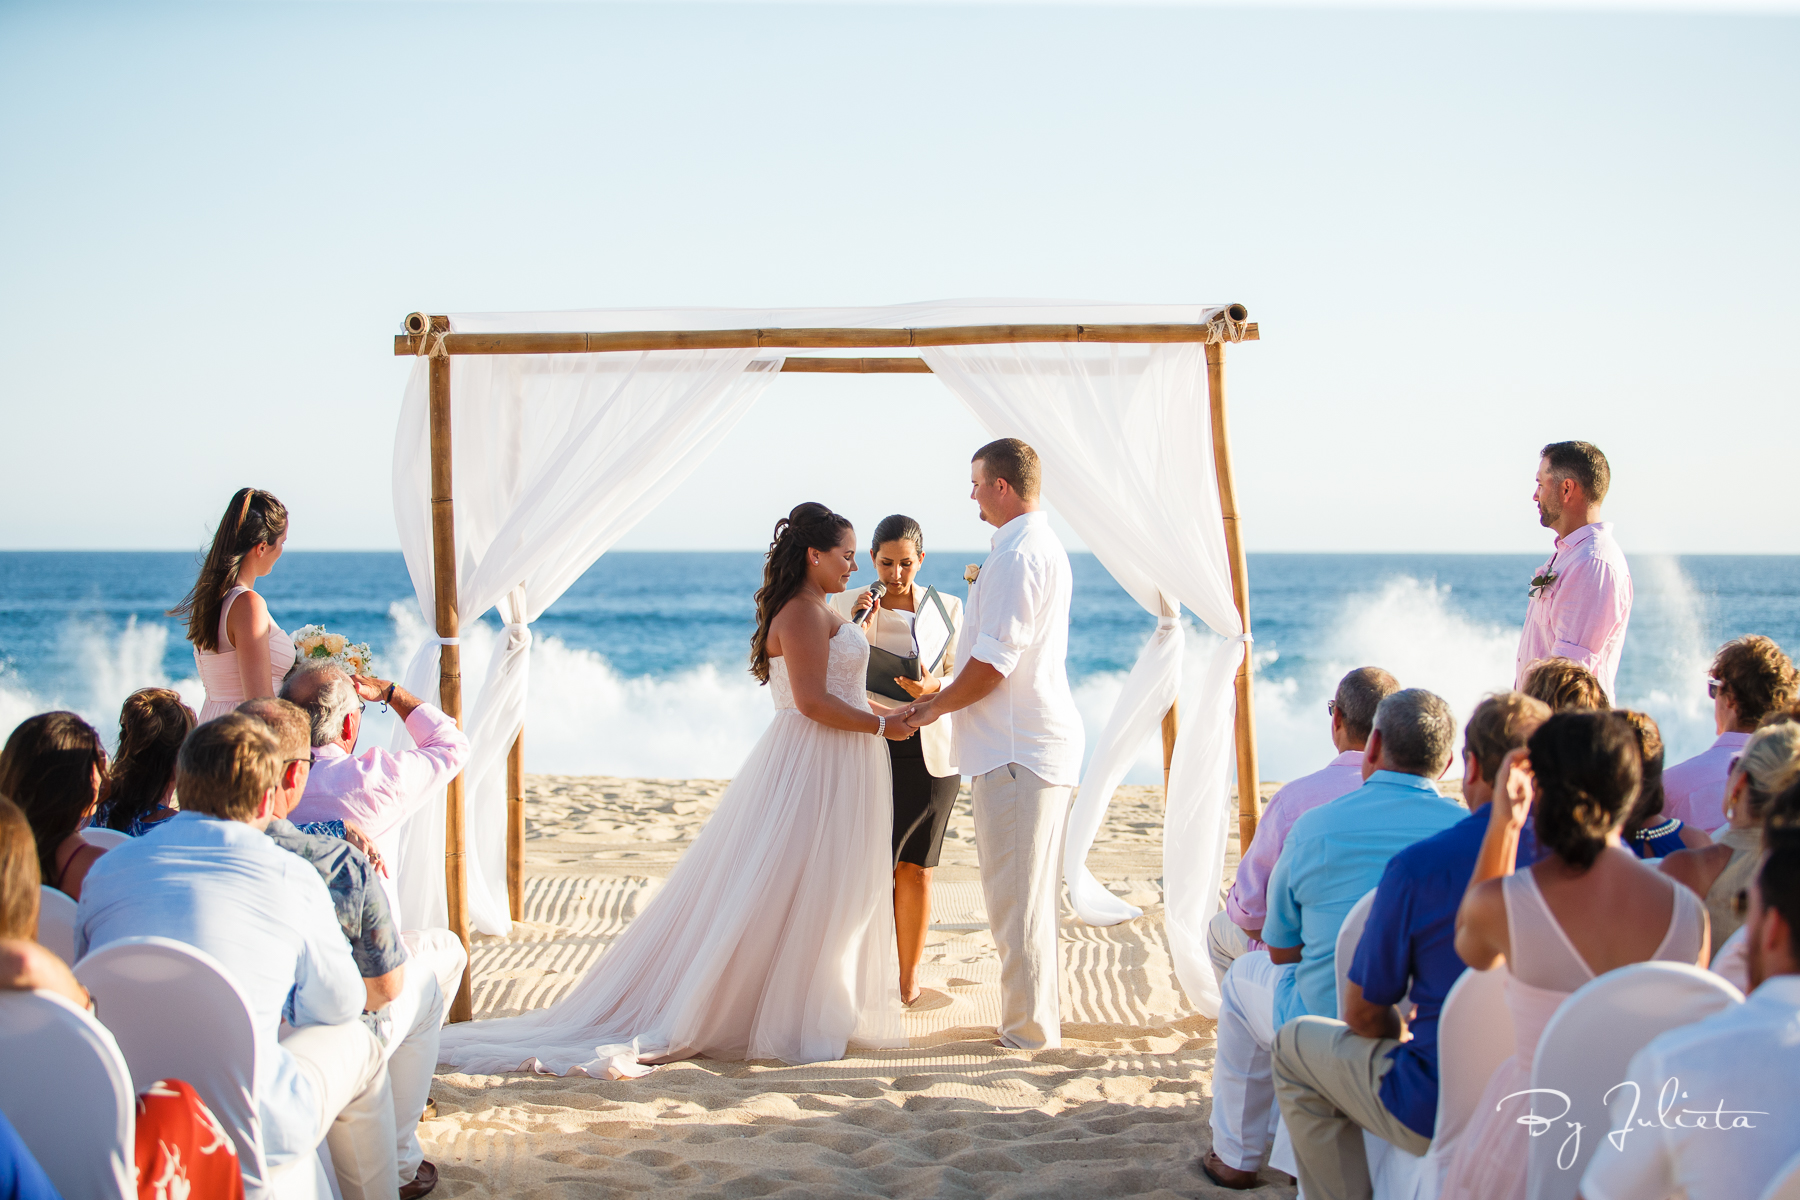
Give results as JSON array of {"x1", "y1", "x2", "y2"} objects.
[
  {"x1": 169, "y1": 488, "x2": 288, "y2": 651},
  {"x1": 750, "y1": 502, "x2": 854, "y2": 685},
  {"x1": 1528, "y1": 710, "x2": 1642, "y2": 870}
]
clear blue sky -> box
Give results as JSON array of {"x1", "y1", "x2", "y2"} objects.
[{"x1": 2, "y1": 1, "x2": 1795, "y2": 555}]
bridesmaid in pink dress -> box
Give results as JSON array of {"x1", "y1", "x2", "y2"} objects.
[
  {"x1": 168, "y1": 489, "x2": 296, "y2": 721},
  {"x1": 1445, "y1": 710, "x2": 1710, "y2": 1200}
]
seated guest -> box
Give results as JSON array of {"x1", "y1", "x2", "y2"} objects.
[
  {"x1": 1202, "y1": 689, "x2": 1467, "y2": 1191},
  {"x1": 1444, "y1": 711, "x2": 1708, "y2": 1200},
  {"x1": 1210, "y1": 667, "x2": 1399, "y2": 985},
  {"x1": 1, "y1": 712, "x2": 109, "y2": 900},
  {"x1": 101, "y1": 688, "x2": 196, "y2": 836},
  {"x1": 283, "y1": 666, "x2": 470, "y2": 926},
  {"x1": 1272, "y1": 692, "x2": 1550, "y2": 1200},
  {"x1": 1616, "y1": 709, "x2": 1711, "y2": 858},
  {"x1": 76, "y1": 714, "x2": 399, "y2": 1200},
  {"x1": 1521, "y1": 656, "x2": 1608, "y2": 712},
  {"x1": 1665, "y1": 635, "x2": 1796, "y2": 829},
  {"x1": 240, "y1": 697, "x2": 446, "y2": 1200},
  {"x1": 1, "y1": 793, "x2": 89, "y2": 1005},
  {"x1": 1580, "y1": 829, "x2": 1800, "y2": 1200},
  {"x1": 1662, "y1": 721, "x2": 1800, "y2": 950}
]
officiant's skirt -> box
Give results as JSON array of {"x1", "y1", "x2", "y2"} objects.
[{"x1": 888, "y1": 733, "x2": 960, "y2": 868}]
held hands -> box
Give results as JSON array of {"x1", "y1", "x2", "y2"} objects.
[
  {"x1": 899, "y1": 698, "x2": 942, "y2": 729},
  {"x1": 341, "y1": 820, "x2": 387, "y2": 876}
]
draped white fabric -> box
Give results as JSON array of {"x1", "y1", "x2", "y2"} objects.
[
  {"x1": 918, "y1": 342, "x2": 1245, "y2": 1016},
  {"x1": 389, "y1": 349, "x2": 784, "y2": 933}
]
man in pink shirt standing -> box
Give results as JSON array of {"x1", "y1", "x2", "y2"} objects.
[
  {"x1": 1515, "y1": 441, "x2": 1633, "y2": 703},
  {"x1": 285, "y1": 664, "x2": 472, "y2": 1006},
  {"x1": 1664, "y1": 635, "x2": 1797, "y2": 830},
  {"x1": 1208, "y1": 666, "x2": 1400, "y2": 985}
]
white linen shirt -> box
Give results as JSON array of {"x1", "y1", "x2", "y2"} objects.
[
  {"x1": 1514, "y1": 521, "x2": 1633, "y2": 701},
  {"x1": 1582, "y1": 974, "x2": 1800, "y2": 1200},
  {"x1": 75, "y1": 811, "x2": 364, "y2": 1169},
  {"x1": 950, "y1": 511, "x2": 1084, "y2": 785}
]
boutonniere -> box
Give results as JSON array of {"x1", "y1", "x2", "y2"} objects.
[
  {"x1": 1529, "y1": 571, "x2": 1557, "y2": 599},
  {"x1": 964, "y1": 564, "x2": 980, "y2": 585}
]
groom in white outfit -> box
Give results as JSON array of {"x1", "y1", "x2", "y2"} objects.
[{"x1": 902, "y1": 438, "x2": 1084, "y2": 1051}]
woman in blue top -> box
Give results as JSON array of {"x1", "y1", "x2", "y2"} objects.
[
  {"x1": 1616, "y1": 710, "x2": 1711, "y2": 859},
  {"x1": 101, "y1": 688, "x2": 195, "y2": 837}
]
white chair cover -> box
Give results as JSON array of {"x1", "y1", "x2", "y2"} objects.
[
  {"x1": 0, "y1": 989, "x2": 135, "y2": 1200},
  {"x1": 1528, "y1": 961, "x2": 1742, "y2": 1200},
  {"x1": 81, "y1": 826, "x2": 130, "y2": 850},
  {"x1": 34, "y1": 884, "x2": 77, "y2": 964},
  {"x1": 1334, "y1": 888, "x2": 1379, "y2": 1017},
  {"x1": 1760, "y1": 1148, "x2": 1800, "y2": 1200},
  {"x1": 1709, "y1": 924, "x2": 1750, "y2": 992},
  {"x1": 74, "y1": 935, "x2": 334, "y2": 1200}
]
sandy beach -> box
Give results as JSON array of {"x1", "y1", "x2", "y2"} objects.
[{"x1": 421, "y1": 774, "x2": 1303, "y2": 1199}]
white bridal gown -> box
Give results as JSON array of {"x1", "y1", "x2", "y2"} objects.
[{"x1": 437, "y1": 621, "x2": 905, "y2": 1073}]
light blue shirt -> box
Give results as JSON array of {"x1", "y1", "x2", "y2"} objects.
[
  {"x1": 1262, "y1": 770, "x2": 1467, "y2": 1027},
  {"x1": 75, "y1": 811, "x2": 364, "y2": 1168}
]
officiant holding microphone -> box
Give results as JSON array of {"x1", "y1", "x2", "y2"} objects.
[{"x1": 830, "y1": 514, "x2": 963, "y2": 1007}]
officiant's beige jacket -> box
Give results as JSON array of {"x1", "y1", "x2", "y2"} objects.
[{"x1": 828, "y1": 588, "x2": 962, "y2": 778}]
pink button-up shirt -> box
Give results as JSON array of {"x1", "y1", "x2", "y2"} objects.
[
  {"x1": 1515, "y1": 521, "x2": 1633, "y2": 702},
  {"x1": 1662, "y1": 731, "x2": 1750, "y2": 832},
  {"x1": 1225, "y1": 749, "x2": 1367, "y2": 941},
  {"x1": 290, "y1": 703, "x2": 470, "y2": 916}
]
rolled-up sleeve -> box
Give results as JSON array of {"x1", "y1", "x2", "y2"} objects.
[
  {"x1": 1262, "y1": 844, "x2": 1303, "y2": 949},
  {"x1": 1549, "y1": 558, "x2": 1627, "y2": 670},
  {"x1": 968, "y1": 551, "x2": 1039, "y2": 678}
]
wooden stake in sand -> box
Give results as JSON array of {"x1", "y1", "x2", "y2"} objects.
[{"x1": 403, "y1": 308, "x2": 1263, "y2": 1018}]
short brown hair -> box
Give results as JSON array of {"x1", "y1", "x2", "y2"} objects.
[
  {"x1": 1615, "y1": 709, "x2": 1667, "y2": 832},
  {"x1": 1464, "y1": 692, "x2": 1552, "y2": 785},
  {"x1": 1711, "y1": 636, "x2": 1797, "y2": 727},
  {"x1": 1540, "y1": 441, "x2": 1611, "y2": 504},
  {"x1": 238, "y1": 697, "x2": 311, "y2": 760},
  {"x1": 1523, "y1": 657, "x2": 1609, "y2": 711},
  {"x1": 973, "y1": 438, "x2": 1042, "y2": 502},
  {"x1": 176, "y1": 714, "x2": 280, "y2": 822},
  {"x1": 0, "y1": 796, "x2": 39, "y2": 940},
  {"x1": 1334, "y1": 667, "x2": 1400, "y2": 743}
]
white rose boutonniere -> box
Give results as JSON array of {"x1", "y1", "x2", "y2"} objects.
[{"x1": 964, "y1": 564, "x2": 980, "y2": 585}]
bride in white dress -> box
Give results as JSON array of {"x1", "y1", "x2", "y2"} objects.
[{"x1": 438, "y1": 503, "x2": 915, "y2": 1073}]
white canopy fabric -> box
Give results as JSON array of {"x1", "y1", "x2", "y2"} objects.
[{"x1": 390, "y1": 299, "x2": 1249, "y2": 1015}]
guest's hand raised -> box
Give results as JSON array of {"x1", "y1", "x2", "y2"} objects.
[
  {"x1": 1492, "y1": 747, "x2": 1536, "y2": 832},
  {"x1": 350, "y1": 674, "x2": 390, "y2": 702}
]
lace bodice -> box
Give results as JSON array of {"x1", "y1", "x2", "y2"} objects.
[{"x1": 769, "y1": 622, "x2": 872, "y2": 713}]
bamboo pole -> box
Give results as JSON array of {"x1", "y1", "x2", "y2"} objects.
[
  {"x1": 395, "y1": 314, "x2": 1258, "y2": 357},
  {"x1": 1161, "y1": 700, "x2": 1180, "y2": 801},
  {"x1": 1206, "y1": 342, "x2": 1261, "y2": 853},
  {"x1": 781, "y1": 356, "x2": 934, "y2": 373},
  {"x1": 506, "y1": 729, "x2": 525, "y2": 923},
  {"x1": 426, "y1": 318, "x2": 475, "y2": 1025}
]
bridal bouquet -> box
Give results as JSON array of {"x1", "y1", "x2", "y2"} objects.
[{"x1": 291, "y1": 625, "x2": 376, "y2": 677}]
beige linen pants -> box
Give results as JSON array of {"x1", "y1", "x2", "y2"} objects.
[
  {"x1": 972, "y1": 763, "x2": 1070, "y2": 1051},
  {"x1": 280, "y1": 1019, "x2": 397, "y2": 1200},
  {"x1": 1272, "y1": 1015, "x2": 1431, "y2": 1200}
]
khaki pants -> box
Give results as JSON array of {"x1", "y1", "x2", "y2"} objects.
[
  {"x1": 1208, "y1": 907, "x2": 1254, "y2": 988},
  {"x1": 1272, "y1": 1016, "x2": 1431, "y2": 1200},
  {"x1": 280, "y1": 1020, "x2": 397, "y2": 1200},
  {"x1": 971, "y1": 763, "x2": 1070, "y2": 1051}
]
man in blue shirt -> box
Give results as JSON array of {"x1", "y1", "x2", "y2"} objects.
[
  {"x1": 1204, "y1": 689, "x2": 1468, "y2": 1191},
  {"x1": 1270, "y1": 692, "x2": 1550, "y2": 1200}
]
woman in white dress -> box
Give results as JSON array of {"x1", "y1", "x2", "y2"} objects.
[
  {"x1": 168, "y1": 488, "x2": 294, "y2": 721},
  {"x1": 438, "y1": 503, "x2": 915, "y2": 1073}
]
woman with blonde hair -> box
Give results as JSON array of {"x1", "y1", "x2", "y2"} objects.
[
  {"x1": 169, "y1": 488, "x2": 294, "y2": 721},
  {"x1": 101, "y1": 688, "x2": 197, "y2": 836},
  {"x1": 1662, "y1": 720, "x2": 1800, "y2": 948}
]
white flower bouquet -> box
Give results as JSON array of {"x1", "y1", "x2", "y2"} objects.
[{"x1": 291, "y1": 625, "x2": 376, "y2": 677}]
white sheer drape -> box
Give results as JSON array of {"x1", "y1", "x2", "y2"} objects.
[
  {"x1": 919, "y1": 343, "x2": 1246, "y2": 1016},
  {"x1": 389, "y1": 349, "x2": 783, "y2": 934}
]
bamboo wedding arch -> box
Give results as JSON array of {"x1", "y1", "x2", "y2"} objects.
[{"x1": 394, "y1": 308, "x2": 1262, "y2": 1023}]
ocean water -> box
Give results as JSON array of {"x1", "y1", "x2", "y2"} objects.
[{"x1": 3, "y1": 550, "x2": 1797, "y2": 785}]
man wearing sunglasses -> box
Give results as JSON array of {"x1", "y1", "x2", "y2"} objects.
[
  {"x1": 1581, "y1": 836, "x2": 1800, "y2": 1200},
  {"x1": 1664, "y1": 636, "x2": 1797, "y2": 830}
]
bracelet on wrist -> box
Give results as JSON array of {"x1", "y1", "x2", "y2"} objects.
[
  {"x1": 381, "y1": 683, "x2": 395, "y2": 713},
  {"x1": 876, "y1": 716, "x2": 886, "y2": 738}
]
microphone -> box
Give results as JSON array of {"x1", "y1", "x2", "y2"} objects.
[{"x1": 852, "y1": 580, "x2": 888, "y2": 622}]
